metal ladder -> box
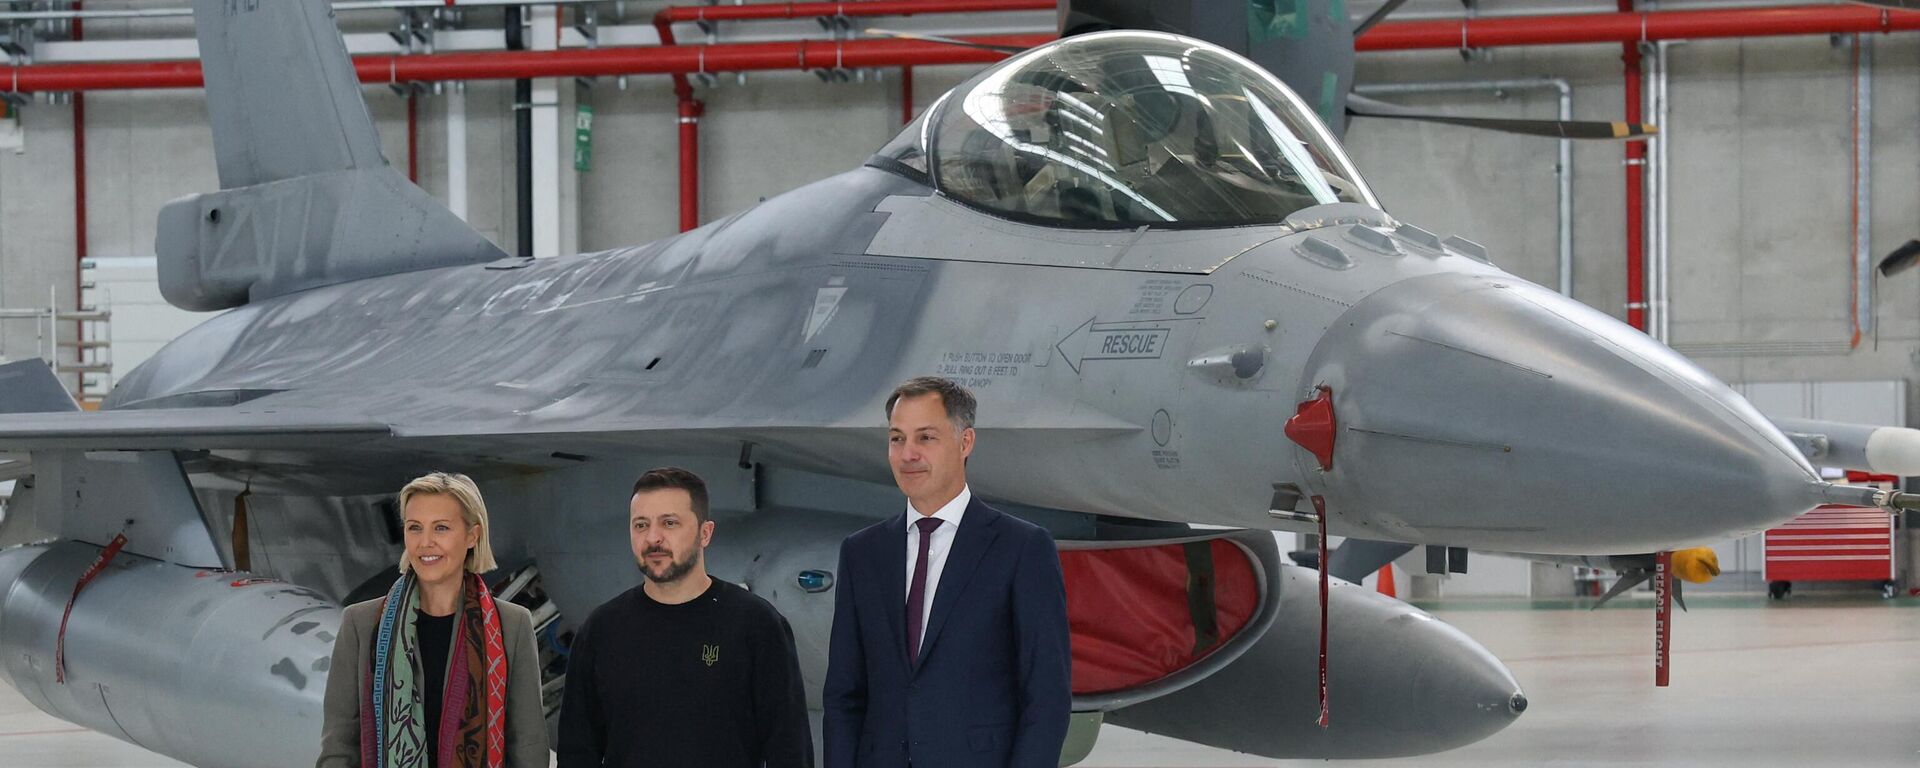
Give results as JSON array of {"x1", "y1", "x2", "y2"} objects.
[{"x1": 0, "y1": 282, "x2": 112, "y2": 405}]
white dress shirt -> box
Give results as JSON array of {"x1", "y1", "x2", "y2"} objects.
[{"x1": 904, "y1": 485, "x2": 970, "y2": 649}]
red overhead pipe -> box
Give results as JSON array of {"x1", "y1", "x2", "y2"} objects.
[
  {"x1": 4, "y1": 59, "x2": 197, "y2": 91},
  {"x1": 656, "y1": 0, "x2": 1053, "y2": 24},
  {"x1": 1621, "y1": 0, "x2": 1647, "y2": 334},
  {"x1": 406, "y1": 90, "x2": 418, "y2": 183},
  {"x1": 0, "y1": 35, "x2": 1044, "y2": 93},
  {"x1": 1358, "y1": 4, "x2": 1920, "y2": 50},
  {"x1": 902, "y1": 65, "x2": 914, "y2": 125},
  {"x1": 677, "y1": 99, "x2": 703, "y2": 232},
  {"x1": 651, "y1": 10, "x2": 702, "y2": 231}
]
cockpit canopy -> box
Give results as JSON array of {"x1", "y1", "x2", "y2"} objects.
[{"x1": 877, "y1": 30, "x2": 1378, "y2": 229}]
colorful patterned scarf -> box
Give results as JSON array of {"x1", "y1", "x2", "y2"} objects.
[{"x1": 361, "y1": 572, "x2": 508, "y2": 768}]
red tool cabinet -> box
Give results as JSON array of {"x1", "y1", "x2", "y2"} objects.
[{"x1": 1763, "y1": 503, "x2": 1897, "y2": 599}]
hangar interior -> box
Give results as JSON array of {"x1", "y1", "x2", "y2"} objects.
[{"x1": 0, "y1": 0, "x2": 1917, "y2": 766}]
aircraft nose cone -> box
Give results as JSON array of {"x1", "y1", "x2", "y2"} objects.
[{"x1": 1298, "y1": 272, "x2": 1819, "y2": 554}]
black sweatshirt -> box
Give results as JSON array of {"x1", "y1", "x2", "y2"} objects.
[{"x1": 557, "y1": 578, "x2": 814, "y2": 768}]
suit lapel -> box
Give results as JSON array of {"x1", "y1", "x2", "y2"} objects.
[
  {"x1": 877, "y1": 513, "x2": 911, "y2": 671},
  {"x1": 914, "y1": 498, "x2": 1001, "y2": 670}
]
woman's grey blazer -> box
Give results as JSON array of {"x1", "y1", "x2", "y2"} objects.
[{"x1": 317, "y1": 595, "x2": 551, "y2": 767}]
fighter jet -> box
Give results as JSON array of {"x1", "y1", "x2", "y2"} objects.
[{"x1": 0, "y1": 2, "x2": 1911, "y2": 767}]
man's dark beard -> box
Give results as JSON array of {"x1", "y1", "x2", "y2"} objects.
[{"x1": 640, "y1": 546, "x2": 702, "y2": 584}]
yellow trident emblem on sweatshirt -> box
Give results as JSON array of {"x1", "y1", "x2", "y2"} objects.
[{"x1": 702, "y1": 644, "x2": 720, "y2": 667}]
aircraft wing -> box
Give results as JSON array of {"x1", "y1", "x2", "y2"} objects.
[
  {"x1": 0, "y1": 408, "x2": 1135, "y2": 450},
  {"x1": 0, "y1": 407, "x2": 392, "y2": 451},
  {"x1": 0, "y1": 350, "x2": 1137, "y2": 496},
  {"x1": 0, "y1": 403, "x2": 1141, "y2": 513},
  {"x1": 0, "y1": 402, "x2": 1139, "y2": 497}
]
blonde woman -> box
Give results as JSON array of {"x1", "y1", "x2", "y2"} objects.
[{"x1": 319, "y1": 472, "x2": 549, "y2": 767}]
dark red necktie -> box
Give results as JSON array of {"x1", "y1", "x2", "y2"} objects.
[{"x1": 906, "y1": 517, "x2": 943, "y2": 662}]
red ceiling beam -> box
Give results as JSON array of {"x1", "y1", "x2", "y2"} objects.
[
  {"x1": 1358, "y1": 4, "x2": 1920, "y2": 50},
  {"x1": 371, "y1": 35, "x2": 1044, "y2": 80}
]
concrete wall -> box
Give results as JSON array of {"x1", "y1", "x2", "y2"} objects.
[
  {"x1": 0, "y1": 6, "x2": 1915, "y2": 415},
  {"x1": 0, "y1": 99, "x2": 79, "y2": 382}
]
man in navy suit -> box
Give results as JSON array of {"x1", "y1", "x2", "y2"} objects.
[{"x1": 823, "y1": 376, "x2": 1072, "y2": 768}]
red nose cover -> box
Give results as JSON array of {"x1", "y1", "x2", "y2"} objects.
[
  {"x1": 1060, "y1": 539, "x2": 1259, "y2": 695},
  {"x1": 1285, "y1": 386, "x2": 1337, "y2": 470}
]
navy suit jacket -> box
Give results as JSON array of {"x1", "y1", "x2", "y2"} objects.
[{"x1": 822, "y1": 497, "x2": 1072, "y2": 768}]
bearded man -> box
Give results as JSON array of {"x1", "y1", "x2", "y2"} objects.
[{"x1": 557, "y1": 466, "x2": 813, "y2": 768}]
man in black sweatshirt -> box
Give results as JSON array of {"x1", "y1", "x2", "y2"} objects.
[{"x1": 557, "y1": 467, "x2": 813, "y2": 768}]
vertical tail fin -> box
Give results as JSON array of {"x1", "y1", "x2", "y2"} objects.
[
  {"x1": 195, "y1": 0, "x2": 388, "y2": 187},
  {"x1": 156, "y1": 0, "x2": 507, "y2": 312}
]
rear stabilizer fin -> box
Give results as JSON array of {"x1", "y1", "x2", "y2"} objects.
[{"x1": 0, "y1": 360, "x2": 79, "y2": 414}]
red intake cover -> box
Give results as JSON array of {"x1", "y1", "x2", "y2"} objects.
[{"x1": 1061, "y1": 540, "x2": 1259, "y2": 695}]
